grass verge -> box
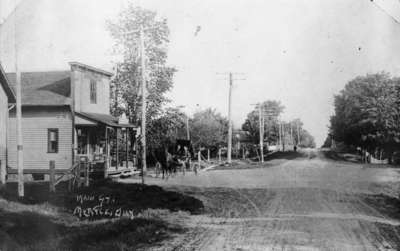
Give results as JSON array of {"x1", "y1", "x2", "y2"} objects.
[
  {"x1": 0, "y1": 209, "x2": 184, "y2": 251},
  {"x1": 0, "y1": 179, "x2": 203, "y2": 220},
  {"x1": 0, "y1": 180, "x2": 203, "y2": 250}
]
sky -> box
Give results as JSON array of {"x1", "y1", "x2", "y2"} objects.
[{"x1": 1, "y1": 0, "x2": 400, "y2": 146}]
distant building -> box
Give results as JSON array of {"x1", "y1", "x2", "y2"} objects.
[
  {"x1": 0, "y1": 63, "x2": 15, "y2": 182},
  {"x1": 6, "y1": 62, "x2": 136, "y2": 176}
]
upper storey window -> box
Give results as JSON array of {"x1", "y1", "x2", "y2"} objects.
[{"x1": 90, "y1": 79, "x2": 97, "y2": 104}]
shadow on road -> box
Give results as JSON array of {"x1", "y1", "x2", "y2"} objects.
[
  {"x1": 321, "y1": 150, "x2": 361, "y2": 163},
  {"x1": 211, "y1": 151, "x2": 308, "y2": 171},
  {"x1": 264, "y1": 150, "x2": 307, "y2": 161}
]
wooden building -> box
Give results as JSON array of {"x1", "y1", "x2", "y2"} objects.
[
  {"x1": 6, "y1": 62, "x2": 137, "y2": 178},
  {"x1": 0, "y1": 64, "x2": 16, "y2": 183}
]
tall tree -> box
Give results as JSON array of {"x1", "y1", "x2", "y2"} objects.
[
  {"x1": 241, "y1": 100, "x2": 284, "y2": 144},
  {"x1": 298, "y1": 129, "x2": 316, "y2": 148},
  {"x1": 147, "y1": 107, "x2": 186, "y2": 150},
  {"x1": 108, "y1": 5, "x2": 176, "y2": 125},
  {"x1": 190, "y1": 108, "x2": 229, "y2": 150}
]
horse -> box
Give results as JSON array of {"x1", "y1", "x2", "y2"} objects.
[
  {"x1": 167, "y1": 153, "x2": 182, "y2": 176},
  {"x1": 153, "y1": 144, "x2": 190, "y2": 179},
  {"x1": 153, "y1": 148, "x2": 172, "y2": 179}
]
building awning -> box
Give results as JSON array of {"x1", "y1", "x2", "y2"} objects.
[
  {"x1": 75, "y1": 112, "x2": 137, "y2": 128},
  {"x1": 75, "y1": 115, "x2": 98, "y2": 126}
]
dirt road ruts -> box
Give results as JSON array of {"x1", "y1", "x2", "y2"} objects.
[{"x1": 128, "y1": 150, "x2": 400, "y2": 250}]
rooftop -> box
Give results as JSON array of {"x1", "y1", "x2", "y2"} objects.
[
  {"x1": 69, "y1": 62, "x2": 113, "y2": 77},
  {"x1": 6, "y1": 71, "x2": 71, "y2": 106}
]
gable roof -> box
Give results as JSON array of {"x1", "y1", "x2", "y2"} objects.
[
  {"x1": 0, "y1": 64, "x2": 16, "y2": 103},
  {"x1": 6, "y1": 71, "x2": 71, "y2": 106}
]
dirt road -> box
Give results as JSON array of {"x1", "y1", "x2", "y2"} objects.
[{"x1": 127, "y1": 150, "x2": 400, "y2": 250}]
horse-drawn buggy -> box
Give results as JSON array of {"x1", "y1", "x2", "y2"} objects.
[{"x1": 152, "y1": 139, "x2": 194, "y2": 178}]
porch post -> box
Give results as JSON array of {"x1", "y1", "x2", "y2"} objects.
[
  {"x1": 104, "y1": 127, "x2": 109, "y2": 179},
  {"x1": 49, "y1": 160, "x2": 55, "y2": 192},
  {"x1": 116, "y1": 128, "x2": 119, "y2": 170},
  {"x1": 125, "y1": 128, "x2": 129, "y2": 169},
  {"x1": 74, "y1": 128, "x2": 78, "y2": 156},
  {"x1": 86, "y1": 129, "x2": 90, "y2": 157}
]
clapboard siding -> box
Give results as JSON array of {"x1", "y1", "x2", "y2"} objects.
[
  {"x1": 0, "y1": 88, "x2": 8, "y2": 173},
  {"x1": 8, "y1": 107, "x2": 72, "y2": 170},
  {"x1": 73, "y1": 68, "x2": 110, "y2": 114}
]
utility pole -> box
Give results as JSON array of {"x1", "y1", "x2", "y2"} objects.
[
  {"x1": 140, "y1": 26, "x2": 147, "y2": 184},
  {"x1": 282, "y1": 122, "x2": 285, "y2": 152},
  {"x1": 251, "y1": 103, "x2": 271, "y2": 161},
  {"x1": 186, "y1": 115, "x2": 190, "y2": 140},
  {"x1": 122, "y1": 24, "x2": 166, "y2": 183},
  {"x1": 290, "y1": 122, "x2": 293, "y2": 145},
  {"x1": 16, "y1": 67, "x2": 24, "y2": 197},
  {"x1": 227, "y1": 73, "x2": 233, "y2": 164},
  {"x1": 14, "y1": 1, "x2": 24, "y2": 197},
  {"x1": 258, "y1": 104, "x2": 264, "y2": 163},
  {"x1": 278, "y1": 121, "x2": 282, "y2": 151},
  {"x1": 297, "y1": 121, "x2": 300, "y2": 147},
  {"x1": 217, "y1": 72, "x2": 245, "y2": 164}
]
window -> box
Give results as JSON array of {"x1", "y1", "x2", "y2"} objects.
[
  {"x1": 48, "y1": 129, "x2": 59, "y2": 153},
  {"x1": 90, "y1": 79, "x2": 97, "y2": 104}
]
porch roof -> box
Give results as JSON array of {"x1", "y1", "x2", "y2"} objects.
[
  {"x1": 75, "y1": 112, "x2": 137, "y2": 128},
  {"x1": 0, "y1": 64, "x2": 16, "y2": 103}
]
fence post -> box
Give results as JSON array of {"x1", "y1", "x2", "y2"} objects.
[
  {"x1": 0, "y1": 160, "x2": 5, "y2": 185},
  {"x1": 104, "y1": 157, "x2": 109, "y2": 179},
  {"x1": 207, "y1": 149, "x2": 210, "y2": 162},
  {"x1": 77, "y1": 162, "x2": 81, "y2": 188},
  {"x1": 49, "y1": 160, "x2": 55, "y2": 193},
  {"x1": 85, "y1": 163, "x2": 90, "y2": 187},
  {"x1": 197, "y1": 150, "x2": 201, "y2": 174},
  {"x1": 218, "y1": 148, "x2": 221, "y2": 163}
]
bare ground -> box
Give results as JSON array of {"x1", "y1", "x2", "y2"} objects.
[
  {"x1": 0, "y1": 181, "x2": 203, "y2": 250},
  {"x1": 125, "y1": 150, "x2": 400, "y2": 250}
]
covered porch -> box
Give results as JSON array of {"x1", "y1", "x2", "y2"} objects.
[{"x1": 74, "y1": 112, "x2": 139, "y2": 177}]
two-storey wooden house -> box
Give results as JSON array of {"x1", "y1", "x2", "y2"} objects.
[
  {"x1": 6, "y1": 62, "x2": 136, "y2": 179},
  {"x1": 0, "y1": 63, "x2": 16, "y2": 183}
]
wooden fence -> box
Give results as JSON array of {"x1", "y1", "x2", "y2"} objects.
[{"x1": 7, "y1": 160, "x2": 90, "y2": 192}]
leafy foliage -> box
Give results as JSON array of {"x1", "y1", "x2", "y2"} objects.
[
  {"x1": 322, "y1": 135, "x2": 332, "y2": 148},
  {"x1": 241, "y1": 100, "x2": 284, "y2": 144},
  {"x1": 189, "y1": 108, "x2": 229, "y2": 150},
  {"x1": 241, "y1": 100, "x2": 315, "y2": 148},
  {"x1": 298, "y1": 128, "x2": 316, "y2": 148},
  {"x1": 147, "y1": 107, "x2": 187, "y2": 150},
  {"x1": 107, "y1": 5, "x2": 176, "y2": 150},
  {"x1": 329, "y1": 73, "x2": 400, "y2": 159}
]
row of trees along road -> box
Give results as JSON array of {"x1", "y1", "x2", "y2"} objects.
[
  {"x1": 241, "y1": 100, "x2": 316, "y2": 148},
  {"x1": 326, "y1": 73, "x2": 400, "y2": 163},
  {"x1": 147, "y1": 107, "x2": 229, "y2": 154},
  {"x1": 107, "y1": 6, "x2": 315, "y2": 162}
]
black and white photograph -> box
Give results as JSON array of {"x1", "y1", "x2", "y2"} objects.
[{"x1": 1, "y1": 0, "x2": 400, "y2": 250}]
